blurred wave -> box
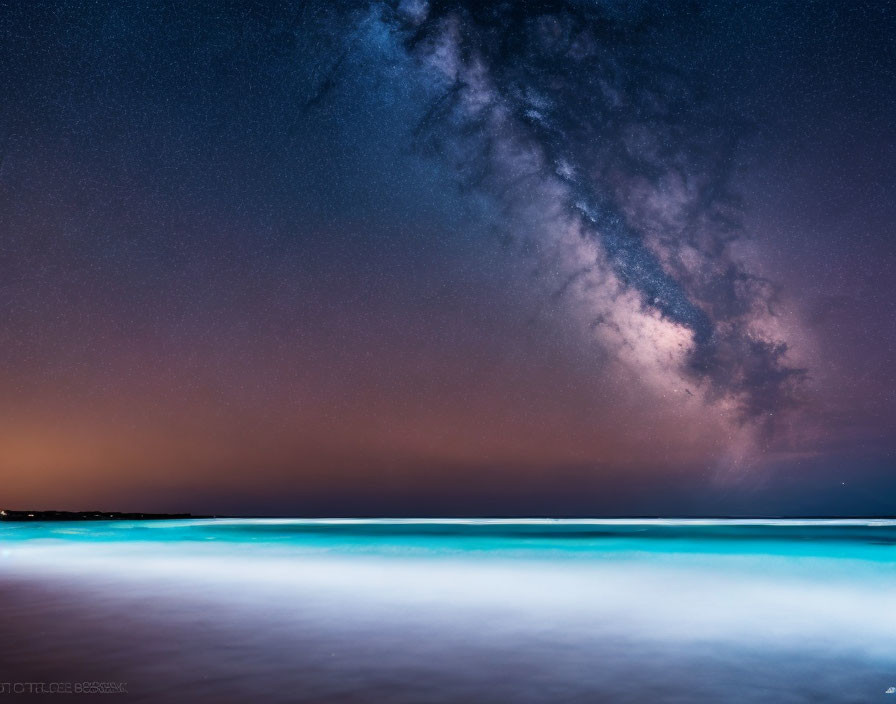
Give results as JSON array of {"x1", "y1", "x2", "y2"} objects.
[{"x1": 1, "y1": 519, "x2": 894, "y2": 702}]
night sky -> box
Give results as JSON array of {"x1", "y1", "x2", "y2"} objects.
[{"x1": 1, "y1": 1, "x2": 895, "y2": 516}]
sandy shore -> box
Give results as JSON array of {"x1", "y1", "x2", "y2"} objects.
[{"x1": 1, "y1": 568, "x2": 893, "y2": 703}]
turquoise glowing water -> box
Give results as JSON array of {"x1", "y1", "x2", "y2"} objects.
[{"x1": 1, "y1": 519, "x2": 895, "y2": 702}]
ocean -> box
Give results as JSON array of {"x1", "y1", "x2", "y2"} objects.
[{"x1": 1, "y1": 518, "x2": 894, "y2": 702}]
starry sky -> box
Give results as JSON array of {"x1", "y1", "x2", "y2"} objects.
[{"x1": 1, "y1": 0, "x2": 895, "y2": 516}]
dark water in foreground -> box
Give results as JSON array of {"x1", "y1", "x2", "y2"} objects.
[{"x1": 0, "y1": 519, "x2": 894, "y2": 703}]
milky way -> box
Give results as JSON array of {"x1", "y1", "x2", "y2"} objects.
[{"x1": 351, "y1": 0, "x2": 808, "y2": 428}]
